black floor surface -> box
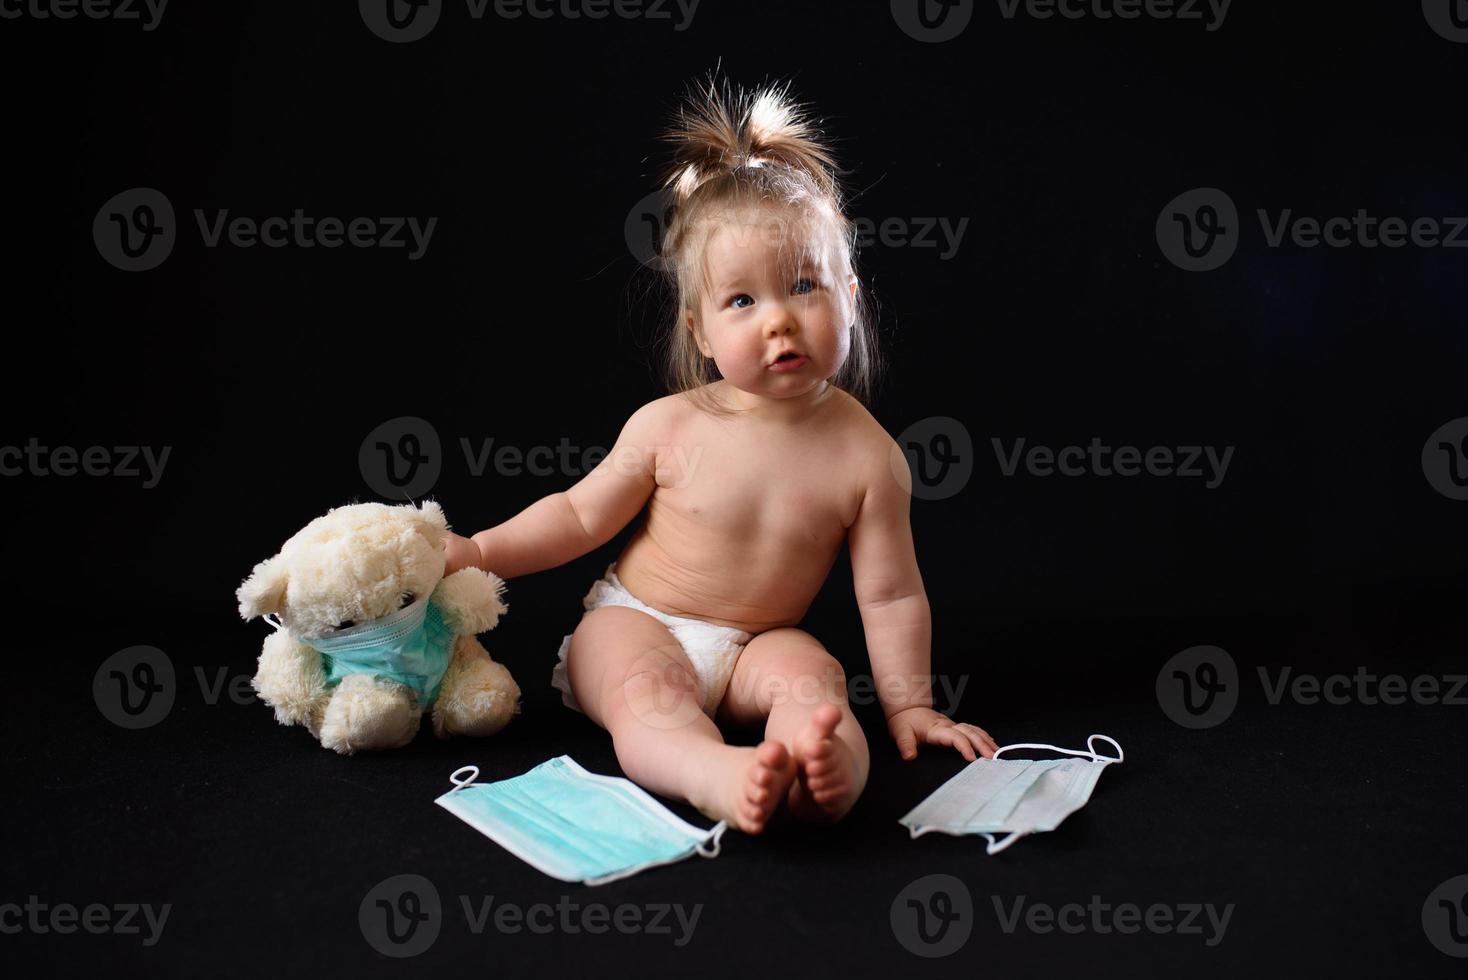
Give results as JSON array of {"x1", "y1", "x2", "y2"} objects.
[{"x1": 5, "y1": 594, "x2": 1466, "y2": 978}]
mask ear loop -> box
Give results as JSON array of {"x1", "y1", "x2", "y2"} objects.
[
  {"x1": 447, "y1": 765, "x2": 480, "y2": 794},
  {"x1": 263, "y1": 614, "x2": 284, "y2": 632},
  {"x1": 980, "y1": 831, "x2": 1027, "y2": 855},
  {"x1": 993, "y1": 734, "x2": 1124, "y2": 764},
  {"x1": 696, "y1": 821, "x2": 729, "y2": 858},
  {"x1": 1086, "y1": 734, "x2": 1124, "y2": 763}
]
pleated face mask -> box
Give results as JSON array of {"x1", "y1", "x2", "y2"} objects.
[
  {"x1": 267, "y1": 596, "x2": 456, "y2": 709},
  {"x1": 899, "y1": 734, "x2": 1124, "y2": 854},
  {"x1": 435, "y1": 757, "x2": 728, "y2": 886}
]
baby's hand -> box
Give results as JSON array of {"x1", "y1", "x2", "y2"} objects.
[
  {"x1": 888, "y1": 706, "x2": 998, "y2": 762},
  {"x1": 441, "y1": 531, "x2": 483, "y2": 575}
]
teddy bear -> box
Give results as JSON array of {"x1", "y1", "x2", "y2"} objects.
[{"x1": 236, "y1": 500, "x2": 521, "y2": 754}]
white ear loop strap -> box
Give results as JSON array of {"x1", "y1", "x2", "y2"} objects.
[
  {"x1": 980, "y1": 831, "x2": 1027, "y2": 855},
  {"x1": 448, "y1": 765, "x2": 479, "y2": 794},
  {"x1": 697, "y1": 822, "x2": 728, "y2": 857},
  {"x1": 992, "y1": 733, "x2": 1124, "y2": 764}
]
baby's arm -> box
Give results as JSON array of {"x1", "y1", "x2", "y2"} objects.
[
  {"x1": 447, "y1": 403, "x2": 662, "y2": 579},
  {"x1": 849, "y1": 434, "x2": 998, "y2": 761}
]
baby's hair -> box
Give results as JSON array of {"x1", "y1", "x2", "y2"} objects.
[{"x1": 653, "y1": 73, "x2": 883, "y2": 416}]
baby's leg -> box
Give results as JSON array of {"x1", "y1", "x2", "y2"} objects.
[
  {"x1": 565, "y1": 606, "x2": 795, "y2": 833},
  {"x1": 720, "y1": 628, "x2": 870, "y2": 824}
]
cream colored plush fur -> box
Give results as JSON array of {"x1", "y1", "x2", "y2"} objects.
[{"x1": 237, "y1": 500, "x2": 521, "y2": 754}]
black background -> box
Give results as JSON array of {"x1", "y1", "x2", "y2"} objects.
[{"x1": 2, "y1": 1, "x2": 1465, "y2": 977}]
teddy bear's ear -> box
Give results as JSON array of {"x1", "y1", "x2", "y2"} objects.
[
  {"x1": 409, "y1": 500, "x2": 449, "y2": 546},
  {"x1": 237, "y1": 555, "x2": 288, "y2": 620}
]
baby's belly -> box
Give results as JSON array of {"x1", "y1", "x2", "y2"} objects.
[{"x1": 612, "y1": 518, "x2": 844, "y2": 634}]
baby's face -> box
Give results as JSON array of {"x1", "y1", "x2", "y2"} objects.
[{"x1": 686, "y1": 209, "x2": 856, "y2": 402}]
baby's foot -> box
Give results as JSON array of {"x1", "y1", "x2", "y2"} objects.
[
  {"x1": 787, "y1": 704, "x2": 863, "y2": 824},
  {"x1": 696, "y1": 740, "x2": 796, "y2": 834}
]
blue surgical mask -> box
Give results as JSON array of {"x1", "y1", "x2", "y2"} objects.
[
  {"x1": 267, "y1": 596, "x2": 456, "y2": 708},
  {"x1": 435, "y1": 757, "x2": 728, "y2": 886},
  {"x1": 899, "y1": 734, "x2": 1124, "y2": 854}
]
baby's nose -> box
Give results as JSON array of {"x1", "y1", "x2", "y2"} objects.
[{"x1": 764, "y1": 308, "x2": 798, "y2": 335}]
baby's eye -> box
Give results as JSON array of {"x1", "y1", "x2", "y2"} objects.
[
  {"x1": 728, "y1": 293, "x2": 754, "y2": 309},
  {"x1": 792, "y1": 278, "x2": 817, "y2": 295}
]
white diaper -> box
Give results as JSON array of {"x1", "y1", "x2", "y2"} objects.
[{"x1": 551, "y1": 561, "x2": 755, "y2": 719}]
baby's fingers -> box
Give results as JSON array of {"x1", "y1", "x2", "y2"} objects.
[
  {"x1": 957, "y1": 724, "x2": 999, "y2": 758},
  {"x1": 894, "y1": 723, "x2": 920, "y2": 761},
  {"x1": 925, "y1": 724, "x2": 978, "y2": 762}
]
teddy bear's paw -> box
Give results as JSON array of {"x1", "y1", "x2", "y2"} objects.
[
  {"x1": 252, "y1": 630, "x2": 328, "y2": 728},
  {"x1": 318, "y1": 674, "x2": 422, "y2": 754},
  {"x1": 432, "y1": 568, "x2": 509, "y2": 635},
  {"x1": 304, "y1": 698, "x2": 328, "y2": 739},
  {"x1": 433, "y1": 655, "x2": 522, "y2": 739}
]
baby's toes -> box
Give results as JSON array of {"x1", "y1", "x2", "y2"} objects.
[
  {"x1": 744, "y1": 778, "x2": 771, "y2": 809},
  {"x1": 803, "y1": 751, "x2": 835, "y2": 786},
  {"x1": 737, "y1": 740, "x2": 795, "y2": 832},
  {"x1": 793, "y1": 705, "x2": 841, "y2": 762}
]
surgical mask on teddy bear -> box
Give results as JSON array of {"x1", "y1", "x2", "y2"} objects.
[{"x1": 265, "y1": 595, "x2": 457, "y2": 708}]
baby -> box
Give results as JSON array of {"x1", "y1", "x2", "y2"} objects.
[{"x1": 442, "y1": 78, "x2": 997, "y2": 833}]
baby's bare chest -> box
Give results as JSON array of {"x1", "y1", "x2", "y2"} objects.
[{"x1": 651, "y1": 428, "x2": 864, "y2": 544}]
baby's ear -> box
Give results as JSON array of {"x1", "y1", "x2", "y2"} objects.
[
  {"x1": 685, "y1": 310, "x2": 712, "y2": 357},
  {"x1": 410, "y1": 499, "x2": 448, "y2": 547},
  {"x1": 238, "y1": 555, "x2": 288, "y2": 620}
]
